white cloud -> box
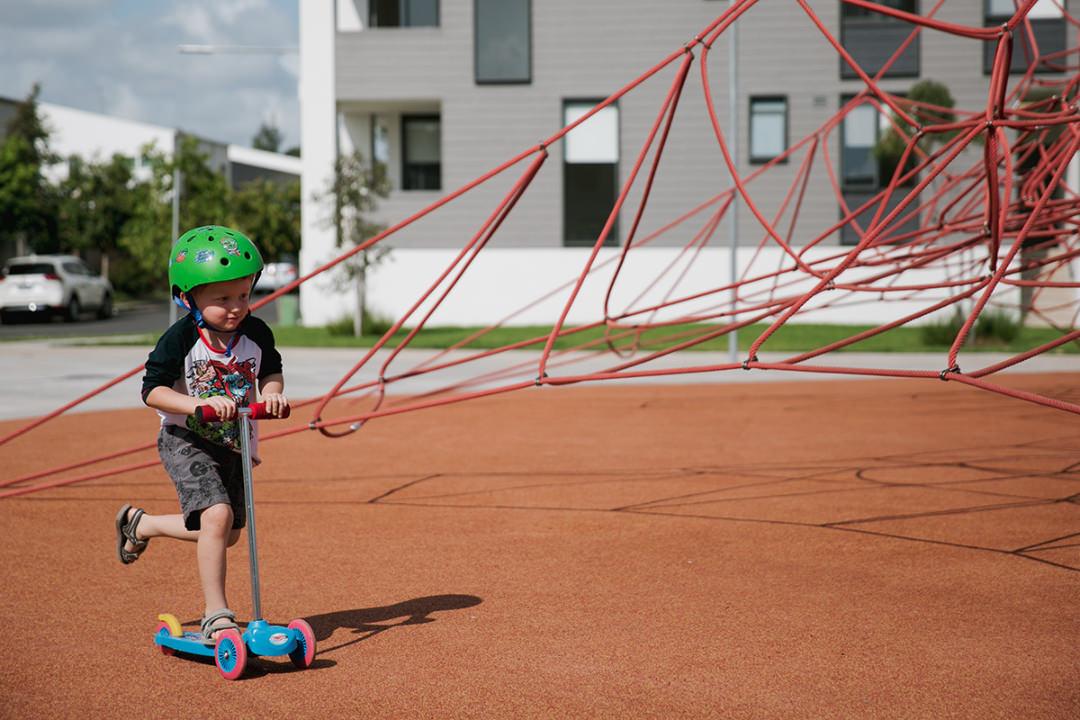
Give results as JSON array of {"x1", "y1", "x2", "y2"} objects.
[{"x1": 0, "y1": 0, "x2": 298, "y2": 149}]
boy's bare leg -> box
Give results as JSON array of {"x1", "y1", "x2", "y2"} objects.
[
  {"x1": 124, "y1": 508, "x2": 244, "y2": 547},
  {"x1": 129, "y1": 511, "x2": 199, "y2": 543},
  {"x1": 197, "y1": 503, "x2": 234, "y2": 633}
]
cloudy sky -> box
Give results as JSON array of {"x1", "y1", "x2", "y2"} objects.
[{"x1": 0, "y1": 0, "x2": 299, "y2": 150}]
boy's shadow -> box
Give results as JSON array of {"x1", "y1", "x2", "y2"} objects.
[{"x1": 306, "y1": 594, "x2": 483, "y2": 653}]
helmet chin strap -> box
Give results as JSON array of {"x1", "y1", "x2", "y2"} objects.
[{"x1": 174, "y1": 292, "x2": 240, "y2": 356}]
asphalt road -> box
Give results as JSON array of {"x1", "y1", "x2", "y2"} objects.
[{"x1": 0, "y1": 297, "x2": 286, "y2": 341}]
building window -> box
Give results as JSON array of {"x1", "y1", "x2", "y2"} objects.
[
  {"x1": 563, "y1": 100, "x2": 619, "y2": 247},
  {"x1": 402, "y1": 114, "x2": 441, "y2": 190},
  {"x1": 840, "y1": 99, "x2": 884, "y2": 190},
  {"x1": 371, "y1": 0, "x2": 439, "y2": 28},
  {"x1": 749, "y1": 97, "x2": 788, "y2": 164},
  {"x1": 840, "y1": 1, "x2": 920, "y2": 79},
  {"x1": 475, "y1": 0, "x2": 531, "y2": 84},
  {"x1": 983, "y1": 0, "x2": 1065, "y2": 74},
  {"x1": 839, "y1": 96, "x2": 920, "y2": 245}
]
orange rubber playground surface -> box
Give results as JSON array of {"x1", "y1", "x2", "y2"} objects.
[{"x1": 2, "y1": 373, "x2": 1079, "y2": 718}]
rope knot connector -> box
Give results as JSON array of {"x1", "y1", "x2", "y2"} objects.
[
  {"x1": 939, "y1": 364, "x2": 961, "y2": 381},
  {"x1": 535, "y1": 372, "x2": 548, "y2": 387},
  {"x1": 742, "y1": 356, "x2": 757, "y2": 371}
]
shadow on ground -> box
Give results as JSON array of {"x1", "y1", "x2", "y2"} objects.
[{"x1": 304, "y1": 594, "x2": 484, "y2": 653}]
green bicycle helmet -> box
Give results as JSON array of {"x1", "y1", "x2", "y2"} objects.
[{"x1": 169, "y1": 225, "x2": 264, "y2": 298}]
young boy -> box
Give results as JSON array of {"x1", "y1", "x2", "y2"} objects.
[{"x1": 116, "y1": 225, "x2": 289, "y2": 642}]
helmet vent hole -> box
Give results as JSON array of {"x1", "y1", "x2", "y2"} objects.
[
  {"x1": 208, "y1": 236, "x2": 215, "y2": 242},
  {"x1": 243, "y1": 252, "x2": 251, "y2": 260},
  {"x1": 220, "y1": 258, "x2": 230, "y2": 266}
]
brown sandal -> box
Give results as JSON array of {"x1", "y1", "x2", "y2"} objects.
[{"x1": 115, "y1": 504, "x2": 149, "y2": 564}]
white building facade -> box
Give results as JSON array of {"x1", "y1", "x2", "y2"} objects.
[{"x1": 299, "y1": 0, "x2": 1079, "y2": 329}]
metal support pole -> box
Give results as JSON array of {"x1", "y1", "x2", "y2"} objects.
[
  {"x1": 238, "y1": 409, "x2": 263, "y2": 621},
  {"x1": 169, "y1": 164, "x2": 181, "y2": 326},
  {"x1": 727, "y1": 18, "x2": 739, "y2": 362}
]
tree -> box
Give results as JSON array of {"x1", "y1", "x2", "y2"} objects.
[
  {"x1": 114, "y1": 144, "x2": 172, "y2": 296},
  {"x1": 874, "y1": 79, "x2": 957, "y2": 187},
  {"x1": 0, "y1": 84, "x2": 58, "y2": 255},
  {"x1": 174, "y1": 134, "x2": 230, "y2": 228},
  {"x1": 320, "y1": 150, "x2": 391, "y2": 335},
  {"x1": 252, "y1": 122, "x2": 284, "y2": 153},
  {"x1": 111, "y1": 136, "x2": 230, "y2": 297},
  {"x1": 230, "y1": 178, "x2": 301, "y2": 261},
  {"x1": 56, "y1": 153, "x2": 137, "y2": 281}
]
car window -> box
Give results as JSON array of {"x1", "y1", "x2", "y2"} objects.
[
  {"x1": 7, "y1": 263, "x2": 55, "y2": 275},
  {"x1": 63, "y1": 262, "x2": 83, "y2": 275}
]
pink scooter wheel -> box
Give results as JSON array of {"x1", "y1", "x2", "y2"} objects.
[
  {"x1": 287, "y1": 619, "x2": 316, "y2": 669},
  {"x1": 214, "y1": 628, "x2": 247, "y2": 680},
  {"x1": 155, "y1": 621, "x2": 177, "y2": 656}
]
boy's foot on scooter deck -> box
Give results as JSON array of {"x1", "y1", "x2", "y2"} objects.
[{"x1": 201, "y1": 608, "x2": 241, "y2": 643}]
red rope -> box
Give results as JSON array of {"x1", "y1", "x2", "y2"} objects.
[{"x1": 4, "y1": 0, "x2": 1080, "y2": 497}]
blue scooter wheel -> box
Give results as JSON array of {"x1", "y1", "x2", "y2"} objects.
[{"x1": 287, "y1": 619, "x2": 316, "y2": 669}]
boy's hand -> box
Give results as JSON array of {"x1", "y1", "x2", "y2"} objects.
[
  {"x1": 200, "y1": 395, "x2": 237, "y2": 421},
  {"x1": 262, "y1": 392, "x2": 290, "y2": 418}
]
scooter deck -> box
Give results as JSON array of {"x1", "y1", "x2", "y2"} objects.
[
  {"x1": 156, "y1": 631, "x2": 216, "y2": 658},
  {"x1": 155, "y1": 620, "x2": 301, "y2": 658}
]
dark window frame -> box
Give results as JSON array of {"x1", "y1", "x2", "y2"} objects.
[
  {"x1": 561, "y1": 98, "x2": 621, "y2": 248},
  {"x1": 982, "y1": 0, "x2": 1066, "y2": 75},
  {"x1": 748, "y1": 95, "x2": 789, "y2": 165},
  {"x1": 838, "y1": 95, "x2": 922, "y2": 245},
  {"x1": 370, "y1": 0, "x2": 440, "y2": 28},
  {"x1": 839, "y1": 0, "x2": 921, "y2": 80},
  {"x1": 401, "y1": 113, "x2": 442, "y2": 191},
  {"x1": 474, "y1": 0, "x2": 533, "y2": 85}
]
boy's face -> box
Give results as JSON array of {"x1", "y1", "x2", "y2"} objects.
[{"x1": 190, "y1": 276, "x2": 253, "y2": 332}]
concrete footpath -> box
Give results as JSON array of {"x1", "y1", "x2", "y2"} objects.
[{"x1": 2, "y1": 338, "x2": 1078, "y2": 420}]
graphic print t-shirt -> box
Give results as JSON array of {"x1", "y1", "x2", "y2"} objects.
[{"x1": 141, "y1": 314, "x2": 283, "y2": 459}]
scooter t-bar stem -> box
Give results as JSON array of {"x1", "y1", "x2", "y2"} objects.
[
  {"x1": 237, "y1": 409, "x2": 262, "y2": 621},
  {"x1": 189, "y1": 402, "x2": 290, "y2": 622}
]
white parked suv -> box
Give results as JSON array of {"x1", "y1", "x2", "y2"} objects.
[{"x1": 0, "y1": 255, "x2": 114, "y2": 323}]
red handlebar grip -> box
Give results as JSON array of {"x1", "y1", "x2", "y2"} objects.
[{"x1": 193, "y1": 402, "x2": 291, "y2": 423}]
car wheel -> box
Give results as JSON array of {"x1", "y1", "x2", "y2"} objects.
[
  {"x1": 96, "y1": 293, "x2": 113, "y2": 319},
  {"x1": 65, "y1": 296, "x2": 81, "y2": 322}
]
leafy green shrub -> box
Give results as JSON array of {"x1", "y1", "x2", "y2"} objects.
[
  {"x1": 975, "y1": 310, "x2": 1020, "y2": 344},
  {"x1": 325, "y1": 315, "x2": 355, "y2": 337},
  {"x1": 326, "y1": 307, "x2": 397, "y2": 337},
  {"x1": 920, "y1": 311, "x2": 964, "y2": 347}
]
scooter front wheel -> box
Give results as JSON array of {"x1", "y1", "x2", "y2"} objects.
[
  {"x1": 215, "y1": 629, "x2": 247, "y2": 680},
  {"x1": 287, "y1": 619, "x2": 316, "y2": 669}
]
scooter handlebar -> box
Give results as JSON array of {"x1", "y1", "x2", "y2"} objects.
[{"x1": 193, "y1": 402, "x2": 291, "y2": 423}]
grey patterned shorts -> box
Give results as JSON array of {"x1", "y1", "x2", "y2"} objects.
[{"x1": 158, "y1": 424, "x2": 246, "y2": 531}]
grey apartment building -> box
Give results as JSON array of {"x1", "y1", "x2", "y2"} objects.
[{"x1": 298, "y1": 1, "x2": 1078, "y2": 327}]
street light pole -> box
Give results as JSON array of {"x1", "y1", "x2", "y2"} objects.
[
  {"x1": 169, "y1": 162, "x2": 181, "y2": 325},
  {"x1": 727, "y1": 18, "x2": 739, "y2": 363}
]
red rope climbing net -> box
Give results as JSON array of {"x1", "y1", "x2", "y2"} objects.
[{"x1": 3, "y1": 0, "x2": 1079, "y2": 496}]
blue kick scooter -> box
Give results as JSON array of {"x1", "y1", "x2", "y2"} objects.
[{"x1": 152, "y1": 402, "x2": 316, "y2": 680}]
